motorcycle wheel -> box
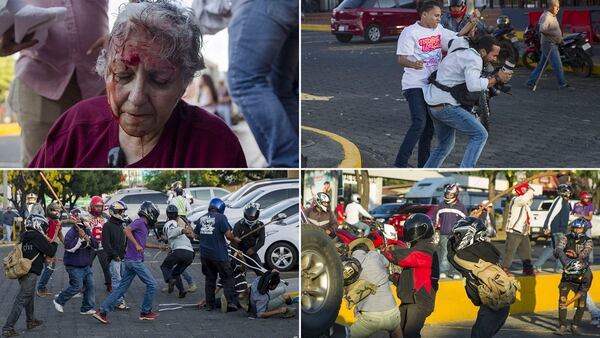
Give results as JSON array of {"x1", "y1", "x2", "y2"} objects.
[
  {"x1": 567, "y1": 48, "x2": 594, "y2": 78},
  {"x1": 522, "y1": 50, "x2": 539, "y2": 69}
]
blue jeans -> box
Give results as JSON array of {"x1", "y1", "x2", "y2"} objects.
[
  {"x1": 438, "y1": 235, "x2": 459, "y2": 276},
  {"x1": 101, "y1": 260, "x2": 156, "y2": 314},
  {"x1": 526, "y1": 43, "x2": 567, "y2": 87},
  {"x1": 228, "y1": 0, "x2": 299, "y2": 167},
  {"x1": 37, "y1": 261, "x2": 56, "y2": 291},
  {"x1": 3, "y1": 225, "x2": 11, "y2": 242},
  {"x1": 182, "y1": 270, "x2": 193, "y2": 285},
  {"x1": 394, "y1": 88, "x2": 434, "y2": 168},
  {"x1": 424, "y1": 104, "x2": 488, "y2": 168},
  {"x1": 109, "y1": 260, "x2": 125, "y2": 304},
  {"x1": 55, "y1": 266, "x2": 95, "y2": 312},
  {"x1": 534, "y1": 232, "x2": 564, "y2": 272}
]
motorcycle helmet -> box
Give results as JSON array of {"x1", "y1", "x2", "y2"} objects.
[
  {"x1": 171, "y1": 181, "x2": 183, "y2": 191},
  {"x1": 564, "y1": 259, "x2": 587, "y2": 276},
  {"x1": 443, "y1": 183, "x2": 460, "y2": 203},
  {"x1": 25, "y1": 214, "x2": 49, "y2": 234},
  {"x1": 89, "y1": 195, "x2": 104, "y2": 217},
  {"x1": 175, "y1": 188, "x2": 184, "y2": 196},
  {"x1": 579, "y1": 191, "x2": 592, "y2": 205},
  {"x1": 208, "y1": 198, "x2": 226, "y2": 214},
  {"x1": 514, "y1": 183, "x2": 531, "y2": 196},
  {"x1": 341, "y1": 256, "x2": 362, "y2": 286},
  {"x1": 70, "y1": 206, "x2": 89, "y2": 223},
  {"x1": 449, "y1": 0, "x2": 466, "y2": 18},
  {"x1": 26, "y1": 193, "x2": 37, "y2": 204},
  {"x1": 351, "y1": 193, "x2": 361, "y2": 204},
  {"x1": 46, "y1": 202, "x2": 61, "y2": 220},
  {"x1": 557, "y1": 184, "x2": 573, "y2": 199},
  {"x1": 243, "y1": 202, "x2": 261, "y2": 226},
  {"x1": 496, "y1": 15, "x2": 510, "y2": 27},
  {"x1": 166, "y1": 204, "x2": 178, "y2": 221},
  {"x1": 451, "y1": 217, "x2": 488, "y2": 251},
  {"x1": 315, "y1": 192, "x2": 331, "y2": 212},
  {"x1": 569, "y1": 217, "x2": 590, "y2": 238},
  {"x1": 402, "y1": 213, "x2": 434, "y2": 244},
  {"x1": 138, "y1": 201, "x2": 160, "y2": 227},
  {"x1": 109, "y1": 201, "x2": 128, "y2": 221}
]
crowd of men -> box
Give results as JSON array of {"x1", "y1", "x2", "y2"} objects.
[
  {"x1": 1, "y1": 183, "x2": 296, "y2": 337},
  {"x1": 304, "y1": 182, "x2": 598, "y2": 337}
]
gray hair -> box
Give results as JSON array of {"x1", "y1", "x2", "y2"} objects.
[
  {"x1": 547, "y1": 0, "x2": 560, "y2": 7},
  {"x1": 96, "y1": 0, "x2": 205, "y2": 84}
]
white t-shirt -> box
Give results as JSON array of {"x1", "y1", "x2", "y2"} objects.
[
  {"x1": 345, "y1": 202, "x2": 372, "y2": 225},
  {"x1": 396, "y1": 22, "x2": 457, "y2": 90}
]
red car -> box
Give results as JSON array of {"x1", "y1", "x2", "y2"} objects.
[
  {"x1": 388, "y1": 204, "x2": 437, "y2": 239},
  {"x1": 331, "y1": 0, "x2": 419, "y2": 43}
]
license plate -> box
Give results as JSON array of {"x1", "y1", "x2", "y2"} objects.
[
  {"x1": 511, "y1": 37, "x2": 519, "y2": 43},
  {"x1": 338, "y1": 25, "x2": 347, "y2": 32},
  {"x1": 582, "y1": 43, "x2": 591, "y2": 51}
]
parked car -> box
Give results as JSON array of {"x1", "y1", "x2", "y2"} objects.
[
  {"x1": 388, "y1": 204, "x2": 437, "y2": 239},
  {"x1": 331, "y1": 0, "x2": 418, "y2": 43},
  {"x1": 369, "y1": 202, "x2": 407, "y2": 224},
  {"x1": 258, "y1": 212, "x2": 299, "y2": 272},
  {"x1": 184, "y1": 187, "x2": 230, "y2": 205},
  {"x1": 104, "y1": 190, "x2": 169, "y2": 225},
  {"x1": 530, "y1": 199, "x2": 600, "y2": 241}
]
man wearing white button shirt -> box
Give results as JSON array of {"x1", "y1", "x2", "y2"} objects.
[{"x1": 345, "y1": 193, "x2": 373, "y2": 237}]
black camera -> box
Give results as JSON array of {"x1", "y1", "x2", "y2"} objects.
[{"x1": 483, "y1": 60, "x2": 514, "y2": 97}]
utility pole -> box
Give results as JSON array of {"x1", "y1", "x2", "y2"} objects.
[
  {"x1": 2, "y1": 170, "x2": 7, "y2": 209},
  {"x1": 186, "y1": 170, "x2": 191, "y2": 188}
]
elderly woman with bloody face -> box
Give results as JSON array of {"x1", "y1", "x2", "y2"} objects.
[{"x1": 29, "y1": 1, "x2": 247, "y2": 168}]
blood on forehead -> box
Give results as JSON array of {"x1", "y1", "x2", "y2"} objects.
[{"x1": 111, "y1": 37, "x2": 176, "y2": 74}]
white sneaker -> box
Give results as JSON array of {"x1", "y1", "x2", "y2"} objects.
[
  {"x1": 53, "y1": 299, "x2": 64, "y2": 313},
  {"x1": 80, "y1": 309, "x2": 96, "y2": 315},
  {"x1": 439, "y1": 273, "x2": 447, "y2": 279},
  {"x1": 72, "y1": 292, "x2": 83, "y2": 298},
  {"x1": 452, "y1": 274, "x2": 462, "y2": 280}
]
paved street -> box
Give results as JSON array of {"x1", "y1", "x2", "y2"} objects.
[
  {"x1": 301, "y1": 31, "x2": 600, "y2": 168},
  {"x1": 0, "y1": 245, "x2": 299, "y2": 338}
]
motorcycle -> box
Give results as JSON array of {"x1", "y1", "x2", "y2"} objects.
[
  {"x1": 336, "y1": 220, "x2": 403, "y2": 250},
  {"x1": 490, "y1": 16, "x2": 520, "y2": 67},
  {"x1": 522, "y1": 25, "x2": 593, "y2": 77}
]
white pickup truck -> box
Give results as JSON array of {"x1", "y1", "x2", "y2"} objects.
[{"x1": 530, "y1": 199, "x2": 600, "y2": 241}]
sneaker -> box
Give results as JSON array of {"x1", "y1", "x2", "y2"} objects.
[
  {"x1": 92, "y1": 310, "x2": 109, "y2": 324},
  {"x1": 53, "y1": 299, "x2": 64, "y2": 313},
  {"x1": 80, "y1": 309, "x2": 96, "y2": 315},
  {"x1": 161, "y1": 287, "x2": 168, "y2": 293},
  {"x1": 36, "y1": 289, "x2": 51, "y2": 297},
  {"x1": 439, "y1": 273, "x2": 447, "y2": 279},
  {"x1": 523, "y1": 268, "x2": 538, "y2": 276},
  {"x1": 554, "y1": 325, "x2": 569, "y2": 336},
  {"x1": 220, "y1": 295, "x2": 228, "y2": 313},
  {"x1": 139, "y1": 312, "x2": 159, "y2": 321},
  {"x1": 168, "y1": 279, "x2": 175, "y2": 294},
  {"x1": 559, "y1": 84, "x2": 576, "y2": 91},
  {"x1": 570, "y1": 325, "x2": 582, "y2": 336},
  {"x1": 116, "y1": 302, "x2": 130, "y2": 311},
  {"x1": 1, "y1": 329, "x2": 19, "y2": 337},
  {"x1": 452, "y1": 274, "x2": 462, "y2": 280},
  {"x1": 26, "y1": 319, "x2": 43, "y2": 330},
  {"x1": 533, "y1": 266, "x2": 542, "y2": 273},
  {"x1": 187, "y1": 284, "x2": 197, "y2": 293},
  {"x1": 591, "y1": 317, "x2": 600, "y2": 326},
  {"x1": 178, "y1": 291, "x2": 187, "y2": 299}
]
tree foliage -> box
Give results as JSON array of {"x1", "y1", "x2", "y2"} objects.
[
  {"x1": 143, "y1": 170, "x2": 288, "y2": 192},
  {"x1": 0, "y1": 56, "x2": 15, "y2": 105}
]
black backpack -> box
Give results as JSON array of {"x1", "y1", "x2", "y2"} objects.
[{"x1": 428, "y1": 47, "x2": 482, "y2": 108}]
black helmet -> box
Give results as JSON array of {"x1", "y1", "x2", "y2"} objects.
[
  {"x1": 557, "y1": 184, "x2": 573, "y2": 198},
  {"x1": 451, "y1": 217, "x2": 488, "y2": 251},
  {"x1": 138, "y1": 201, "x2": 160, "y2": 226},
  {"x1": 25, "y1": 214, "x2": 48, "y2": 234},
  {"x1": 175, "y1": 188, "x2": 184, "y2": 196},
  {"x1": 315, "y1": 192, "x2": 331, "y2": 212},
  {"x1": 166, "y1": 204, "x2": 178, "y2": 220},
  {"x1": 402, "y1": 213, "x2": 434, "y2": 244},
  {"x1": 341, "y1": 256, "x2": 362, "y2": 286},
  {"x1": 243, "y1": 202, "x2": 260, "y2": 226},
  {"x1": 496, "y1": 15, "x2": 510, "y2": 26},
  {"x1": 564, "y1": 259, "x2": 587, "y2": 276},
  {"x1": 46, "y1": 202, "x2": 61, "y2": 219},
  {"x1": 449, "y1": 0, "x2": 465, "y2": 6}
]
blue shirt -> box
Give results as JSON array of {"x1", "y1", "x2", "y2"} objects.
[{"x1": 194, "y1": 211, "x2": 230, "y2": 261}]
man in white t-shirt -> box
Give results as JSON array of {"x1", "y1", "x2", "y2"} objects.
[
  {"x1": 394, "y1": 0, "x2": 480, "y2": 168},
  {"x1": 345, "y1": 194, "x2": 373, "y2": 237}
]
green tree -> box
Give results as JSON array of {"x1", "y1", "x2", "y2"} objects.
[{"x1": 0, "y1": 56, "x2": 15, "y2": 105}]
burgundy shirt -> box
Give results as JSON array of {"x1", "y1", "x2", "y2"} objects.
[{"x1": 30, "y1": 96, "x2": 247, "y2": 168}]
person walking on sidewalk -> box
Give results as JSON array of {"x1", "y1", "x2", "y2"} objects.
[
  {"x1": 2, "y1": 215, "x2": 58, "y2": 337},
  {"x1": 93, "y1": 202, "x2": 167, "y2": 324},
  {"x1": 434, "y1": 183, "x2": 467, "y2": 280},
  {"x1": 502, "y1": 183, "x2": 536, "y2": 276},
  {"x1": 533, "y1": 184, "x2": 572, "y2": 273},
  {"x1": 525, "y1": 0, "x2": 574, "y2": 91},
  {"x1": 36, "y1": 203, "x2": 64, "y2": 297}
]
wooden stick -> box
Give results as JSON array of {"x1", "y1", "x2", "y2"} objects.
[{"x1": 39, "y1": 172, "x2": 69, "y2": 214}]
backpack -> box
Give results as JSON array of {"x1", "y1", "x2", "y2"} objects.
[
  {"x1": 343, "y1": 279, "x2": 378, "y2": 309},
  {"x1": 453, "y1": 255, "x2": 520, "y2": 311},
  {"x1": 3, "y1": 242, "x2": 39, "y2": 279}
]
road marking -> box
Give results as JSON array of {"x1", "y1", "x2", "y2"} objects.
[
  {"x1": 302, "y1": 126, "x2": 361, "y2": 168},
  {"x1": 301, "y1": 24, "x2": 330, "y2": 32},
  {"x1": 0, "y1": 123, "x2": 21, "y2": 137},
  {"x1": 301, "y1": 93, "x2": 333, "y2": 101}
]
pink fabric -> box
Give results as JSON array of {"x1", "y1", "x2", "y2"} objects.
[
  {"x1": 29, "y1": 96, "x2": 248, "y2": 168},
  {"x1": 14, "y1": 0, "x2": 108, "y2": 100}
]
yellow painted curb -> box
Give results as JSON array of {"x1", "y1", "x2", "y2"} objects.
[
  {"x1": 0, "y1": 123, "x2": 21, "y2": 137},
  {"x1": 302, "y1": 126, "x2": 362, "y2": 168},
  {"x1": 301, "y1": 24, "x2": 330, "y2": 32},
  {"x1": 337, "y1": 270, "x2": 600, "y2": 325}
]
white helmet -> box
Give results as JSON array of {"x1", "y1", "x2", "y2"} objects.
[
  {"x1": 351, "y1": 193, "x2": 361, "y2": 204},
  {"x1": 315, "y1": 193, "x2": 331, "y2": 212}
]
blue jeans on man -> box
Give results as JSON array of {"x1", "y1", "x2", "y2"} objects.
[
  {"x1": 424, "y1": 104, "x2": 488, "y2": 168},
  {"x1": 101, "y1": 260, "x2": 157, "y2": 314},
  {"x1": 109, "y1": 260, "x2": 125, "y2": 304},
  {"x1": 394, "y1": 88, "x2": 434, "y2": 168},
  {"x1": 55, "y1": 266, "x2": 95, "y2": 312},
  {"x1": 526, "y1": 43, "x2": 568, "y2": 88},
  {"x1": 228, "y1": 0, "x2": 299, "y2": 167},
  {"x1": 3, "y1": 224, "x2": 12, "y2": 243},
  {"x1": 534, "y1": 232, "x2": 564, "y2": 272},
  {"x1": 37, "y1": 261, "x2": 56, "y2": 291},
  {"x1": 438, "y1": 235, "x2": 460, "y2": 278}
]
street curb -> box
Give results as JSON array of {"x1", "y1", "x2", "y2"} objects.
[
  {"x1": 302, "y1": 126, "x2": 362, "y2": 168},
  {"x1": 337, "y1": 270, "x2": 600, "y2": 325},
  {"x1": 0, "y1": 123, "x2": 20, "y2": 137}
]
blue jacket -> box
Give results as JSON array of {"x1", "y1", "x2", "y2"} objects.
[
  {"x1": 434, "y1": 201, "x2": 467, "y2": 235},
  {"x1": 2, "y1": 210, "x2": 18, "y2": 226},
  {"x1": 63, "y1": 224, "x2": 98, "y2": 267}
]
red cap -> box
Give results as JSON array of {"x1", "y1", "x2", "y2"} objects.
[{"x1": 514, "y1": 183, "x2": 531, "y2": 196}]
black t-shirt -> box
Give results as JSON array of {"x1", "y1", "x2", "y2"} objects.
[{"x1": 20, "y1": 230, "x2": 58, "y2": 275}]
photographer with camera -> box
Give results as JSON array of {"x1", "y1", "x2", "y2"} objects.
[{"x1": 423, "y1": 35, "x2": 512, "y2": 168}]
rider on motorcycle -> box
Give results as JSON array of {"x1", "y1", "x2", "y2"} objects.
[
  {"x1": 440, "y1": 0, "x2": 486, "y2": 36},
  {"x1": 345, "y1": 193, "x2": 373, "y2": 237},
  {"x1": 304, "y1": 192, "x2": 338, "y2": 239}
]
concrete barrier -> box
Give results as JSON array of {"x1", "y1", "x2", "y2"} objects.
[{"x1": 337, "y1": 270, "x2": 600, "y2": 325}]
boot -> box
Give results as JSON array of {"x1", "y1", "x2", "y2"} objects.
[{"x1": 522, "y1": 267, "x2": 537, "y2": 276}]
